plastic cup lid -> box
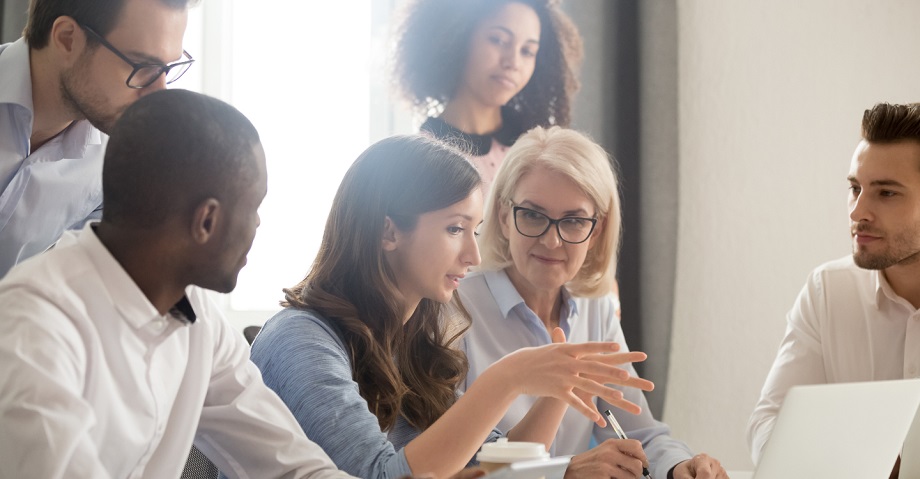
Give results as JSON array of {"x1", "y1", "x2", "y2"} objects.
[{"x1": 475, "y1": 438, "x2": 551, "y2": 463}]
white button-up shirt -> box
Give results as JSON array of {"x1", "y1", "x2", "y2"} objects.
[
  {"x1": 747, "y1": 255, "x2": 920, "y2": 463},
  {"x1": 0, "y1": 38, "x2": 105, "y2": 277},
  {"x1": 0, "y1": 223, "x2": 356, "y2": 479},
  {"x1": 458, "y1": 269, "x2": 694, "y2": 479}
]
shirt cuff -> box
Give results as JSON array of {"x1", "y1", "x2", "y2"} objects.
[
  {"x1": 667, "y1": 461, "x2": 685, "y2": 479},
  {"x1": 386, "y1": 448, "x2": 413, "y2": 478}
]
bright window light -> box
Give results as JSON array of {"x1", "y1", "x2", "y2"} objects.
[
  {"x1": 179, "y1": 1, "x2": 414, "y2": 327},
  {"x1": 229, "y1": 2, "x2": 373, "y2": 313}
]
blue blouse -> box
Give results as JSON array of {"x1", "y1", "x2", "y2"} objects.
[
  {"x1": 458, "y1": 269, "x2": 694, "y2": 479},
  {"x1": 250, "y1": 307, "x2": 501, "y2": 479},
  {"x1": 0, "y1": 39, "x2": 105, "y2": 277}
]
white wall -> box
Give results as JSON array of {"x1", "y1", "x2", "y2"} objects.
[{"x1": 664, "y1": 0, "x2": 920, "y2": 470}]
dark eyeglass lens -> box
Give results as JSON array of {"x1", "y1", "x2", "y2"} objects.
[
  {"x1": 558, "y1": 218, "x2": 593, "y2": 242},
  {"x1": 128, "y1": 66, "x2": 164, "y2": 88},
  {"x1": 515, "y1": 209, "x2": 550, "y2": 236},
  {"x1": 165, "y1": 62, "x2": 192, "y2": 83}
]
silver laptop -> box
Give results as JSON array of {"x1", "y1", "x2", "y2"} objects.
[
  {"x1": 901, "y1": 401, "x2": 920, "y2": 479},
  {"x1": 753, "y1": 379, "x2": 920, "y2": 479}
]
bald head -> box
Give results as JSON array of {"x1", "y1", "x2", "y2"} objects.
[{"x1": 101, "y1": 89, "x2": 261, "y2": 228}]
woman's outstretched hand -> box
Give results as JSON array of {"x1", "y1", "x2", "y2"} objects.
[{"x1": 494, "y1": 327, "x2": 654, "y2": 426}]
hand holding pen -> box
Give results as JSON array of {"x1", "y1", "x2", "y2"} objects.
[{"x1": 605, "y1": 409, "x2": 652, "y2": 479}]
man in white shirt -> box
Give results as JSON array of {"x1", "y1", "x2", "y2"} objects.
[
  {"x1": 748, "y1": 102, "x2": 920, "y2": 474},
  {"x1": 0, "y1": 89, "x2": 357, "y2": 479},
  {"x1": 0, "y1": 0, "x2": 196, "y2": 276}
]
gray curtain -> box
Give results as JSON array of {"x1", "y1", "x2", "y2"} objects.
[
  {"x1": 2, "y1": 0, "x2": 29, "y2": 43},
  {"x1": 564, "y1": 0, "x2": 678, "y2": 417}
]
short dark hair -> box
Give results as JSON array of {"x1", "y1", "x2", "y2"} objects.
[
  {"x1": 861, "y1": 102, "x2": 920, "y2": 143},
  {"x1": 101, "y1": 89, "x2": 260, "y2": 228},
  {"x1": 390, "y1": 0, "x2": 583, "y2": 130},
  {"x1": 24, "y1": 0, "x2": 198, "y2": 49}
]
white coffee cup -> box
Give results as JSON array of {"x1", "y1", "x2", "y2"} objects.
[{"x1": 475, "y1": 438, "x2": 551, "y2": 473}]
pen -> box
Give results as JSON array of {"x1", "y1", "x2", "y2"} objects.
[{"x1": 605, "y1": 409, "x2": 652, "y2": 479}]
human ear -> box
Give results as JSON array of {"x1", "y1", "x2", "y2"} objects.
[
  {"x1": 49, "y1": 16, "x2": 84, "y2": 62},
  {"x1": 587, "y1": 218, "x2": 605, "y2": 250},
  {"x1": 381, "y1": 216, "x2": 399, "y2": 252},
  {"x1": 190, "y1": 198, "x2": 221, "y2": 245},
  {"x1": 498, "y1": 204, "x2": 512, "y2": 240}
]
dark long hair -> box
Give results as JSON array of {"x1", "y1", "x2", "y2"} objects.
[
  {"x1": 283, "y1": 135, "x2": 482, "y2": 431},
  {"x1": 390, "y1": 0, "x2": 583, "y2": 130}
]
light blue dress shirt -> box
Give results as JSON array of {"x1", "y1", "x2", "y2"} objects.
[
  {"x1": 458, "y1": 269, "x2": 694, "y2": 479},
  {"x1": 0, "y1": 39, "x2": 105, "y2": 277}
]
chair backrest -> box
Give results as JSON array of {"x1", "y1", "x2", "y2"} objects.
[
  {"x1": 181, "y1": 326, "x2": 260, "y2": 478},
  {"x1": 181, "y1": 445, "x2": 219, "y2": 479},
  {"x1": 243, "y1": 325, "x2": 262, "y2": 345}
]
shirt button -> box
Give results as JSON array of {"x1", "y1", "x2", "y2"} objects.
[{"x1": 151, "y1": 319, "x2": 167, "y2": 333}]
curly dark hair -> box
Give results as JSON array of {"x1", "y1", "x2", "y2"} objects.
[
  {"x1": 390, "y1": 0, "x2": 583, "y2": 130},
  {"x1": 282, "y1": 135, "x2": 482, "y2": 432}
]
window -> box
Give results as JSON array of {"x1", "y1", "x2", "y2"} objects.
[{"x1": 182, "y1": 1, "x2": 412, "y2": 330}]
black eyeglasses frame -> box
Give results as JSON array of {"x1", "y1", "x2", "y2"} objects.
[
  {"x1": 511, "y1": 205, "x2": 598, "y2": 245},
  {"x1": 79, "y1": 23, "x2": 194, "y2": 89}
]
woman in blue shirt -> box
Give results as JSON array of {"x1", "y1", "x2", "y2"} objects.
[
  {"x1": 250, "y1": 134, "x2": 652, "y2": 479},
  {"x1": 460, "y1": 126, "x2": 729, "y2": 479}
]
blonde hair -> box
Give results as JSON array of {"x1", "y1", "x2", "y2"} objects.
[{"x1": 478, "y1": 126, "x2": 620, "y2": 297}]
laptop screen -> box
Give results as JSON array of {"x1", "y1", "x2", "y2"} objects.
[{"x1": 753, "y1": 379, "x2": 920, "y2": 479}]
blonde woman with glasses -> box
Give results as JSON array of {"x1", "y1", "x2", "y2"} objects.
[{"x1": 459, "y1": 126, "x2": 729, "y2": 479}]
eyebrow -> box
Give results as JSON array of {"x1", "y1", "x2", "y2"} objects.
[
  {"x1": 517, "y1": 200, "x2": 590, "y2": 216},
  {"x1": 126, "y1": 49, "x2": 183, "y2": 66},
  {"x1": 488, "y1": 26, "x2": 540, "y2": 45},
  {"x1": 446, "y1": 213, "x2": 477, "y2": 222},
  {"x1": 847, "y1": 176, "x2": 907, "y2": 188}
]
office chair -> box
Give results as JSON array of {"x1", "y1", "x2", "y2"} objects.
[
  {"x1": 179, "y1": 325, "x2": 264, "y2": 478},
  {"x1": 181, "y1": 445, "x2": 219, "y2": 479},
  {"x1": 243, "y1": 325, "x2": 262, "y2": 345}
]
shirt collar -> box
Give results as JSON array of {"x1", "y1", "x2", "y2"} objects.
[
  {"x1": 482, "y1": 268, "x2": 579, "y2": 321},
  {"x1": 0, "y1": 39, "x2": 35, "y2": 116},
  {"x1": 0, "y1": 38, "x2": 103, "y2": 157},
  {"x1": 420, "y1": 106, "x2": 525, "y2": 156},
  {"x1": 62, "y1": 120, "x2": 104, "y2": 158},
  {"x1": 874, "y1": 268, "x2": 915, "y2": 312},
  {"x1": 77, "y1": 222, "x2": 197, "y2": 328}
]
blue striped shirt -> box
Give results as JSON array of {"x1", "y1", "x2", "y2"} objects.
[{"x1": 0, "y1": 39, "x2": 105, "y2": 277}]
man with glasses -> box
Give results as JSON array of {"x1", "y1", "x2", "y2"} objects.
[{"x1": 0, "y1": 0, "x2": 196, "y2": 276}]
